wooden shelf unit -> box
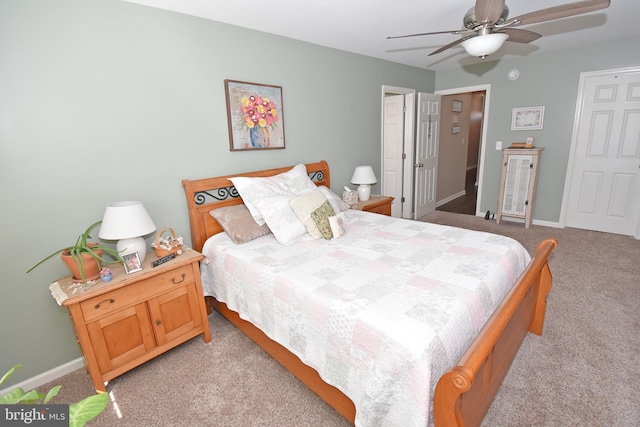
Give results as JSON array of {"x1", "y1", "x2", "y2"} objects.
[{"x1": 496, "y1": 147, "x2": 543, "y2": 228}]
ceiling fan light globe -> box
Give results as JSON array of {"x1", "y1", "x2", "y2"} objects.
[{"x1": 461, "y1": 33, "x2": 509, "y2": 58}]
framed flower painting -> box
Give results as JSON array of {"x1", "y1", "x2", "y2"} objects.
[{"x1": 224, "y1": 80, "x2": 286, "y2": 151}]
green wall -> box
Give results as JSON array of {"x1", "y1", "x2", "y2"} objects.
[
  {"x1": 436, "y1": 36, "x2": 640, "y2": 223},
  {"x1": 0, "y1": 0, "x2": 435, "y2": 386}
]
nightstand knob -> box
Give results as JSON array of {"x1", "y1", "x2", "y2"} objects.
[
  {"x1": 171, "y1": 273, "x2": 186, "y2": 284},
  {"x1": 156, "y1": 320, "x2": 162, "y2": 326}
]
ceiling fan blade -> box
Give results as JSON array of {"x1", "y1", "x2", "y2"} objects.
[
  {"x1": 475, "y1": 0, "x2": 505, "y2": 24},
  {"x1": 500, "y1": 28, "x2": 542, "y2": 43},
  {"x1": 509, "y1": 0, "x2": 610, "y2": 27},
  {"x1": 387, "y1": 29, "x2": 467, "y2": 40},
  {"x1": 428, "y1": 37, "x2": 469, "y2": 56}
]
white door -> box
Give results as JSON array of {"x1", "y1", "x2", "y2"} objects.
[
  {"x1": 414, "y1": 92, "x2": 440, "y2": 219},
  {"x1": 383, "y1": 94, "x2": 405, "y2": 218},
  {"x1": 563, "y1": 68, "x2": 640, "y2": 236}
]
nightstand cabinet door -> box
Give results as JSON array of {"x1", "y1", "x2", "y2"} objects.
[
  {"x1": 149, "y1": 283, "x2": 202, "y2": 345},
  {"x1": 87, "y1": 303, "x2": 156, "y2": 373}
]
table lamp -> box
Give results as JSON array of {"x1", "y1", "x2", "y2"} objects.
[
  {"x1": 351, "y1": 166, "x2": 377, "y2": 201},
  {"x1": 98, "y1": 201, "x2": 156, "y2": 262}
]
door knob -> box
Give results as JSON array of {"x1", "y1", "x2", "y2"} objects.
[{"x1": 413, "y1": 163, "x2": 424, "y2": 168}]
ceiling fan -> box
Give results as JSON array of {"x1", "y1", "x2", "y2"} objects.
[{"x1": 387, "y1": 0, "x2": 611, "y2": 59}]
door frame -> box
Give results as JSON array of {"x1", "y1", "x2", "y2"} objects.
[
  {"x1": 381, "y1": 85, "x2": 416, "y2": 218},
  {"x1": 435, "y1": 84, "x2": 491, "y2": 217},
  {"x1": 559, "y1": 66, "x2": 640, "y2": 239}
]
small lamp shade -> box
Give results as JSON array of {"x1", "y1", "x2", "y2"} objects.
[
  {"x1": 99, "y1": 201, "x2": 156, "y2": 262},
  {"x1": 351, "y1": 166, "x2": 377, "y2": 201}
]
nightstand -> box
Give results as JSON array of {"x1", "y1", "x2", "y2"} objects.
[
  {"x1": 353, "y1": 195, "x2": 394, "y2": 216},
  {"x1": 51, "y1": 249, "x2": 211, "y2": 392}
]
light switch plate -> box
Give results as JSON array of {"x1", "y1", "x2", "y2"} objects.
[{"x1": 496, "y1": 140, "x2": 503, "y2": 150}]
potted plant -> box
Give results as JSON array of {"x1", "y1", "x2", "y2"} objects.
[{"x1": 27, "y1": 221, "x2": 123, "y2": 283}]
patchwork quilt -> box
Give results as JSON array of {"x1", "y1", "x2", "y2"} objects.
[{"x1": 201, "y1": 210, "x2": 530, "y2": 426}]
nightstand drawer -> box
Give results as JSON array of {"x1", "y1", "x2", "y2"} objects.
[{"x1": 80, "y1": 265, "x2": 195, "y2": 322}]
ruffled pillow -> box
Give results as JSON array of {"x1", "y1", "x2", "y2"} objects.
[{"x1": 229, "y1": 164, "x2": 318, "y2": 226}]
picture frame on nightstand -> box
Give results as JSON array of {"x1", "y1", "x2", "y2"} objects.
[{"x1": 123, "y1": 252, "x2": 142, "y2": 274}]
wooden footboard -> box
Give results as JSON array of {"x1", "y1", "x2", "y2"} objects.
[{"x1": 433, "y1": 238, "x2": 557, "y2": 427}]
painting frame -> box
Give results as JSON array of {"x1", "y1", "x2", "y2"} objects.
[
  {"x1": 511, "y1": 106, "x2": 545, "y2": 130},
  {"x1": 452, "y1": 100, "x2": 463, "y2": 112},
  {"x1": 224, "y1": 79, "x2": 286, "y2": 151}
]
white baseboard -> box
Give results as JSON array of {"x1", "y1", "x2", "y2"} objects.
[
  {"x1": 0, "y1": 358, "x2": 84, "y2": 395},
  {"x1": 485, "y1": 215, "x2": 562, "y2": 228},
  {"x1": 436, "y1": 190, "x2": 467, "y2": 207}
]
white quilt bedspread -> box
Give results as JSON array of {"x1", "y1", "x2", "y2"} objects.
[{"x1": 201, "y1": 210, "x2": 531, "y2": 426}]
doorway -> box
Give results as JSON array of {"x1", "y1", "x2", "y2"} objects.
[
  {"x1": 434, "y1": 85, "x2": 491, "y2": 217},
  {"x1": 381, "y1": 85, "x2": 415, "y2": 218}
]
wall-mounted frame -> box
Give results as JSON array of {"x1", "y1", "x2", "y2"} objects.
[
  {"x1": 452, "y1": 126, "x2": 461, "y2": 134},
  {"x1": 452, "y1": 114, "x2": 460, "y2": 124},
  {"x1": 224, "y1": 79, "x2": 286, "y2": 151},
  {"x1": 511, "y1": 106, "x2": 545, "y2": 130},
  {"x1": 123, "y1": 252, "x2": 142, "y2": 274},
  {"x1": 452, "y1": 100, "x2": 463, "y2": 112}
]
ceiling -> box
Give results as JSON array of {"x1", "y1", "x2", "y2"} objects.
[{"x1": 123, "y1": 0, "x2": 640, "y2": 71}]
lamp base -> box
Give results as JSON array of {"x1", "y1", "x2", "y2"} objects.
[
  {"x1": 357, "y1": 184, "x2": 372, "y2": 201},
  {"x1": 116, "y1": 237, "x2": 148, "y2": 262}
]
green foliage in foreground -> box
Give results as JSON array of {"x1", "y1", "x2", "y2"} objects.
[{"x1": 1, "y1": 364, "x2": 108, "y2": 427}]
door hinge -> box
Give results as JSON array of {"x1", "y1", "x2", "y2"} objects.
[
  {"x1": 530, "y1": 163, "x2": 533, "y2": 168},
  {"x1": 402, "y1": 153, "x2": 406, "y2": 160},
  {"x1": 401, "y1": 197, "x2": 405, "y2": 203}
]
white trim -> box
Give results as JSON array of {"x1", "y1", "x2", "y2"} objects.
[
  {"x1": 0, "y1": 358, "x2": 84, "y2": 395},
  {"x1": 436, "y1": 84, "x2": 491, "y2": 217},
  {"x1": 493, "y1": 216, "x2": 562, "y2": 228},
  {"x1": 436, "y1": 190, "x2": 466, "y2": 207}
]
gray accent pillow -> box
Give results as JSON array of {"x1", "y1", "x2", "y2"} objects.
[{"x1": 210, "y1": 204, "x2": 271, "y2": 244}]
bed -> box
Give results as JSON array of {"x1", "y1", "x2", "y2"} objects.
[{"x1": 182, "y1": 160, "x2": 557, "y2": 427}]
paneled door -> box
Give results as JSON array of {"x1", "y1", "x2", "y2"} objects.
[
  {"x1": 563, "y1": 68, "x2": 640, "y2": 236},
  {"x1": 414, "y1": 92, "x2": 440, "y2": 219},
  {"x1": 382, "y1": 94, "x2": 404, "y2": 218}
]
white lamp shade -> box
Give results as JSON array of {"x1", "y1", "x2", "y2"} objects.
[
  {"x1": 99, "y1": 201, "x2": 156, "y2": 261},
  {"x1": 351, "y1": 166, "x2": 377, "y2": 202},
  {"x1": 461, "y1": 33, "x2": 508, "y2": 58},
  {"x1": 351, "y1": 166, "x2": 377, "y2": 185}
]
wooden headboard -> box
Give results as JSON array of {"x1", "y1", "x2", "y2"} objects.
[{"x1": 182, "y1": 160, "x2": 331, "y2": 252}]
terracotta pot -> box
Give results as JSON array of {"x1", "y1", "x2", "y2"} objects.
[{"x1": 60, "y1": 245, "x2": 102, "y2": 282}]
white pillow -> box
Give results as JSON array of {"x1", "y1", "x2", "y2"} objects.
[
  {"x1": 317, "y1": 185, "x2": 350, "y2": 212},
  {"x1": 251, "y1": 195, "x2": 307, "y2": 246},
  {"x1": 289, "y1": 190, "x2": 327, "y2": 239},
  {"x1": 230, "y1": 164, "x2": 318, "y2": 226}
]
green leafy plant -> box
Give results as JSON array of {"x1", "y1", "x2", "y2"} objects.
[
  {"x1": 1, "y1": 364, "x2": 108, "y2": 427},
  {"x1": 27, "y1": 221, "x2": 123, "y2": 283}
]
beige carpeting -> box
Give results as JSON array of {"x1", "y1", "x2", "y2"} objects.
[{"x1": 39, "y1": 211, "x2": 640, "y2": 426}]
